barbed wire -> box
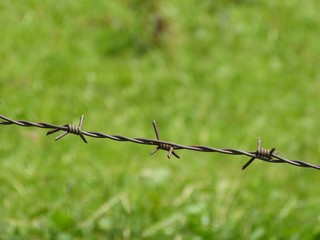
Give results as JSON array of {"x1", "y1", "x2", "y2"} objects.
[{"x1": 1, "y1": 114, "x2": 320, "y2": 171}]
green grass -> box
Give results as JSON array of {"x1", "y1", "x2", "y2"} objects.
[{"x1": 1, "y1": 0, "x2": 320, "y2": 239}]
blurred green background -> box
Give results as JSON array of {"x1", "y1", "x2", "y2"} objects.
[{"x1": 1, "y1": 0, "x2": 320, "y2": 239}]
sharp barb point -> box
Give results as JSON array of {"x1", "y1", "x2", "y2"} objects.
[
  {"x1": 152, "y1": 120, "x2": 160, "y2": 140},
  {"x1": 172, "y1": 151, "x2": 180, "y2": 159},
  {"x1": 242, "y1": 157, "x2": 255, "y2": 170},
  {"x1": 150, "y1": 147, "x2": 159, "y2": 155}
]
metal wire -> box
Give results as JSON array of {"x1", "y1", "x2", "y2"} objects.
[{"x1": 1, "y1": 114, "x2": 320, "y2": 171}]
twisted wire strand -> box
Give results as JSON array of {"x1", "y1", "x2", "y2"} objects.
[{"x1": 1, "y1": 114, "x2": 320, "y2": 170}]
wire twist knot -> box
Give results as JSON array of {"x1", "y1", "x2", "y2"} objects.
[
  {"x1": 157, "y1": 143, "x2": 173, "y2": 151},
  {"x1": 256, "y1": 147, "x2": 275, "y2": 159},
  {"x1": 65, "y1": 124, "x2": 83, "y2": 136}
]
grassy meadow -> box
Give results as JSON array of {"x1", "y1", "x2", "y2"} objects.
[{"x1": 1, "y1": 0, "x2": 320, "y2": 239}]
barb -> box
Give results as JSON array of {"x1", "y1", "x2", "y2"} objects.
[
  {"x1": 242, "y1": 138, "x2": 277, "y2": 170},
  {"x1": 1, "y1": 114, "x2": 320, "y2": 171},
  {"x1": 150, "y1": 120, "x2": 180, "y2": 159}
]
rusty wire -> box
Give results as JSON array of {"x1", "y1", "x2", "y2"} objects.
[{"x1": 1, "y1": 114, "x2": 320, "y2": 171}]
